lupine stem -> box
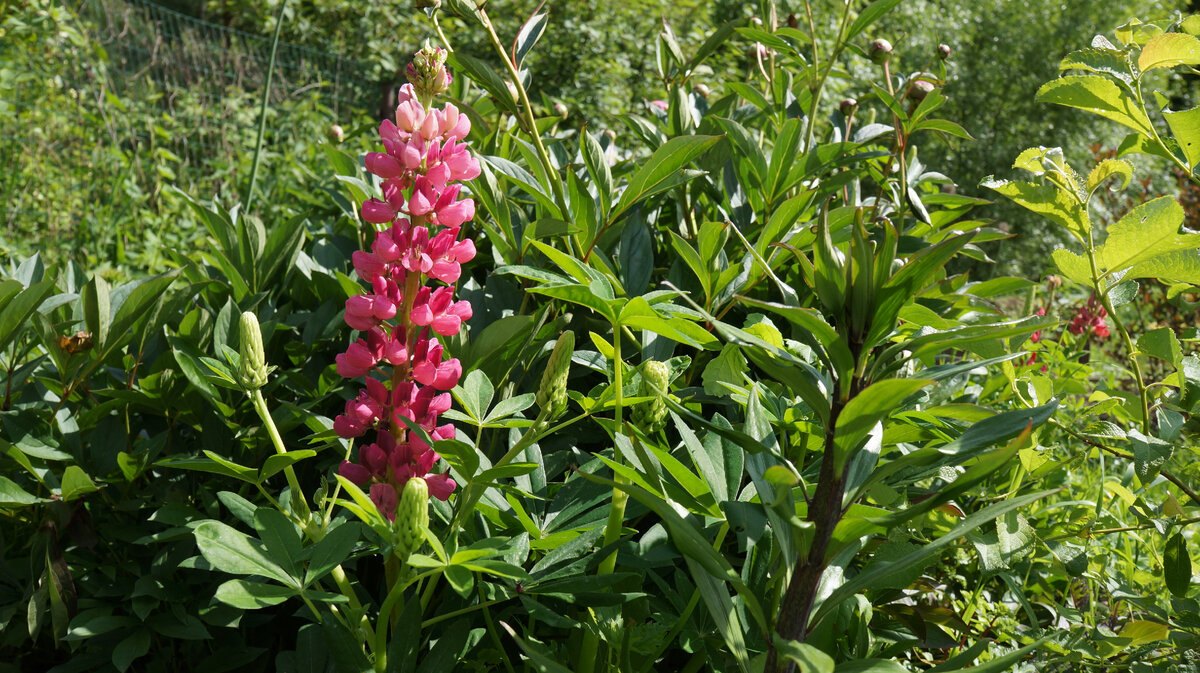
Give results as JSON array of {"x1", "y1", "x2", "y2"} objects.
[
  {"x1": 476, "y1": 8, "x2": 575, "y2": 254},
  {"x1": 251, "y1": 389, "x2": 311, "y2": 521},
  {"x1": 578, "y1": 327, "x2": 628, "y2": 673},
  {"x1": 374, "y1": 565, "x2": 411, "y2": 673}
]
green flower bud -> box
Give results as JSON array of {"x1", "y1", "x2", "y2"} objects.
[
  {"x1": 536, "y1": 332, "x2": 575, "y2": 421},
  {"x1": 395, "y1": 477, "x2": 430, "y2": 561},
  {"x1": 407, "y1": 43, "x2": 452, "y2": 109},
  {"x1": 633, "y1": 360, "x2": 671, "y2": 434},
  {"x1": 237, "y1": 311, "x2": 269, "y2": 391},
  {"x1": 869, "y1": 38, "x2": 893, "y2": 64},
  {"x1": 907, "y1": 79, "x2": 936, "y2": 103}
]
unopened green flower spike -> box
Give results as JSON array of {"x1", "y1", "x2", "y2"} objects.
[
  {"x1": 395, "y1": 477, "x2": 430, "y2": 562},
  {"x1": 536, "y1": 332, "x2": 575, "y2": 422},
  {"x1": 633, "y1": 360, "x2": 671, "y2": 434},
  {"x1": 237, "y1": 311, "x2": 269, "y2": 391}
]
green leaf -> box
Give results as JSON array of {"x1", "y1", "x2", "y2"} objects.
[
  {"x1": 833, "y1": 660, "x2": 908, "y2": 673},
  {"x1": 0, "y1": 278, "x2": 54, "y2": 355},
  {"x1": 611, "y1": 135, "x2": 720, "y2": 221},
  {"x1": 1050, "y1": 248, "x2": 1091, "y2": 285},
  {"x1": 500, "y1": 622, "x2": 576, "y2": 673},
  {"x1": 0, "y1": 476, "x2": 47, "y2": 506},
  {"x1": 60, "y1": 465, "x2": 98, "y2": 502},
  {"x1": 305, "y1": 522, "x2": 361, "y2": 586},
  {"x1": 483, "y1": 155, "x2": 559, "y2": 216},
  {"x1": 773, "y1": 637, "x2": 834, "y2": 673},
  {"x1": 454, "y1": 369, "x2": 494, "y2": 423},
  {"x1": 812, "y1": 490, "x2": 1056, "y2": 628},
  {"x1": 450, "y1": 53, "x2": 517, "y2": 116},
  {"x1": 528, "y1": 283, "x2": 618, "y2": 324},
  {"x1": 112, "y1": 629, "x2": 151, "y2": 673},
  {"x1": 1086, "y1": 158, "x2": 1133, "y2": 197},
  {"x1": 253, "y1": 508, "x2": 302, "y2": 577},
  {"x1": 581, "y1": 130, "x2": 613, "y2": 217},
  {"x1": 833, "y1": 379, "x2": 932, "y2": 467},
  {"x1": 1139, "y1": 327, "x2": 1182, "y2": 367},
  {"x1": 1095, "y1": 196, "x2": 1200, "y2": 278},
  {"x1": 846, "y1": 0, "x2": 903, "y2": 41},
  {"x1": 1117, "y1": 620, "x2": 1169, "y2": 647},
  {"x1": 929, "y1": 639, "x2": 1046, "y2": 673},
  {"x1": 1036, "y1": 75, "x2": 1153, "y2": 136},
  {"x1": 1130, "y1": 429, "x2": 1173, "y2": 483},
  {"x1": 1138, "y1": 32, "x2": 1200, "y2": 71},
  {"x1": 513, "y1": 12, "x2": 548, "y2": 67},
  {"x1": 1165, "y1": 533, "x2": 1192, "y2": 597},
  {"x1": 702, "y1": 344, "x2": 748, "y2": 395},
  {"x1": 582, "y1": 472, "x2": 768, "y2": 636},
  {"x1": 1163, "y1": 104, "x2": 1200, "y2": 169},
  {"x1": 912, "y1": 118, "x2": 975, "y2": 140},
  {"x1": 1125, "y1": 248, "x2": 1200, "y2": 285},
  {"x1": 261, "y1": 450, "x2": 318, "y2": 481},
  {"x1": 193, "y1": 520, "x2": 297, "y2": 586},
  {"x1": 214, "y1": 579, "x2": 297, "y2": 610},
  {"x1": 983, "y1": 178, "x2": 1089, "y2": 242},
  {"x1": 1059, "y1": 47, "x2": 1133, "y2": 83},
  {"x1": 158, "y1": 452, "x2": 258, "y2": 484},
  {"x1": 82, "y1": 275, "x2": 111, "y2": 348}
]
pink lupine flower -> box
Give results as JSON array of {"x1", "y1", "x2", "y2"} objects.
[
  {"x1": 1068, "y1": 295, "x2": 1110, "y2": 338},
  {"x1": 334, "y1": 49, "x2": 478, "y2": 517},
  {"x1": 1029, "y1": 307, "x2": 1045, "y2": 343},
  {"x1": 409, "y1": 286, "x2": 473, "y2": 336}
]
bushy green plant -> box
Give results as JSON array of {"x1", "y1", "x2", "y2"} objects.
[{"x1": 3, "y1": 2, "x2": 1200, "y2": 673}]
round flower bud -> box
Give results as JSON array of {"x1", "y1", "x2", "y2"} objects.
[
  {"x1": 750, "y1": 16, "x2": 763, "y2": 26},
  {"x1": 869, "y1": 38, "x2": 893, "y2": 64},
  {"x1": 937, "y1": 43, "x2": 952, "y2": 59},
  {"x1": 1046, "y1": 274, "x2": 1063, "y2": 290},
  {"x1": 395, "y1": 477, "x2": 430, "y2": 561},
  {"x1": 632, "y1": 360, "x2": 671, "y2": 434},
  {"x1": 554, "y1": 102, "x2": 569, "y2": 118},
  {"x1": 536, "y1": 332, "x2": 575, "y2": 421},
  {"x1": 237, "y1": 312, "x2": 269, "y2": 391},
  {"x1": 839, "y1": 98, "x2": 858, "y2": 116},
  {"x1": 693, "y1": 83, "x2": 712, "y2": 99},
  {"x1": 326, "y1": 124, "x2": 345, "y2": 144},
  {"x1": 907, "y1": 79, "x2": 936, "y2": 102}
]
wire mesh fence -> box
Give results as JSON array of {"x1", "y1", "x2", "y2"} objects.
[{"x1": 1, "y1": 0, "x2": 379, "y2": 246}]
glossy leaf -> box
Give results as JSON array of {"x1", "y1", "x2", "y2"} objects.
[
  {"x1": 1036, "y1": 75, "x2": 1153, "y2": 135},
  {"x1": 611, "y1": 135, "x2": 720, "y2": 221}
]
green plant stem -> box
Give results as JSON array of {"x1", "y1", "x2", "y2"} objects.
[
  {"x1": 801, "y1": 0, "x2": 854, "y2": 153},
  {"x1": 578, "y1": 327, "x2": 628, "y2": 673},
  {"x1": 374, "y1": 564, "x2": 411, "y2": 673},
  {"x1": 421, "y1": 597, "x2": 506, "y2": 629},
  {"x1": 250, "y1": 388, "x2": 309, "y2": 519},
  {"x1": 244, "y1": 0, "x2": 288, "y2": 212},
  {"x1": 478, "y1": 582, "x2": 517, "y2": 673},
  {"x1": 1052, "y1": 419, "x2": 1200, "y2": 505},
  {"x1": 1083, "y1": 226, "x2": 1151, "y2": 433},
  {"x1": 477, "y1": 8, "x2": 573, "y2": 252}
]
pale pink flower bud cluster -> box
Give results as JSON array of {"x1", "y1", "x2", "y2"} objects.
[{"x1": 336, "y1": 77, "x2": 480, "y2": 520}]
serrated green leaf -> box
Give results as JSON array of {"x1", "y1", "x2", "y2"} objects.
[
  {"x1": 1036, "y1": 76, "x2": 1153, "y2": 136},
  {"x1": 1139, "y1": 32, "x2": 1200, "y2": 71}
]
